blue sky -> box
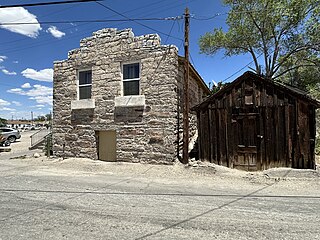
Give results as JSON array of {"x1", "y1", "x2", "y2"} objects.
[{"x1": 0, "y1": 0, "x2": 253, "y2": 120}]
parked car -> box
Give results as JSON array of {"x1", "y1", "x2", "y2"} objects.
[
  {"x1": 0, "y1": 134, "x2": 11, "y2": 147},
  {"x1": 0, "y1": 127, "x2": 21, "y2": 143}
]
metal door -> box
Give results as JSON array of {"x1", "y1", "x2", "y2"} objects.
[{"x1": 99, "y1": 130, "x2": 116, "y2": 161}]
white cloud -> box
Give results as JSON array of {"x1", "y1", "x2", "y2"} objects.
[
  {"x1": 0, "y1": 55, "x2": 7, "y2": 63},
  {"x1": 0, "y1": 98, "x2": 14, "y2": 111},
  {"x1": 13, "y1": 60, "x2": 19, "y2": 64},
  {"x1": 2, "y1": 69, "x2": 17, "y2": 75},
  {"x1": 7, "y1": 84, "x2": 53, "y2": 106},
  {"x1": 21, "y1": 83, "x2": 31, "y2": 88},
  {"x1": 46, "y1": 26, "x2": 65, "y2": 38},
  {"x1": 7, "y1": 88, "x2": 24, "y2": 94},
  {"x1": 0, "y1": 7, "x2": 41, "y2": 38},
  {"x1": 1, "y1": 107, "x2": 15, "y2": 111},
  {"x1": 35, "y1": 104, "x2": 45, "y2": 108},
  {"x1": 21, "y1": 68, "x2": 53, "y2": 82},
  {"x1": 28, "y1": 84, "x2": 53, "y2": 97},
  {"x1": 29, "y1": 96, "x2": 53, "y2": 106},
  {"x1": 12, "y1": 101, "x2": 22, "y2": 106},
  {"x1": 0, "y1": 98, "x2": 10, "y2": 106}
]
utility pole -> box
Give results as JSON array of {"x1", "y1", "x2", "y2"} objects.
[{"x1": 182, "y1": 8, "x2": 190, "y2": 164}]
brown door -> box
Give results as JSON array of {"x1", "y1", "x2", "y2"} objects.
[
  {"x1": 99, "y1": 130, "x2": 116, "y2": 161},
  {"x1": 233, "y1": 114, "x2": 259, "y2": 171}
]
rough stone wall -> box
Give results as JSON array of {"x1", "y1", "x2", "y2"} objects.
[
  {"x1": 176, "y1": 64, "x2": 209, "y2": 158},
  {"x1": 177, "y1": 64, "x2": 208, "y2": 108},
  {"x1": 53, "y1": 28, "x2": 179, "y2": 163}
]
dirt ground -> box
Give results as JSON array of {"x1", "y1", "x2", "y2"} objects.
[
  {"x1": 0, "y1": 131, "x2": 41, "y2": 156},
  {"x1": 2, "y1": 156, "x2": 320, "y2": 240},
  {"x1": 2, "y1": 131, "x2": 320, "y2": 240},
  {"x1": 1, "y1": 130, "x2": 320, "y2": 188}
]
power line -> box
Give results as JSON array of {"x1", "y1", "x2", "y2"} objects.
[
  {"x1": 0, "y1": 0, "x2": 171, "y2": 46},
  {"x1": 191, "y1": 9, "x2": 271, "y2": 21},
  {"x1": 221, "y1": 62, "x2": 254, "y2": 83},
  {"x1": 221, "y1": 52, "x2": 264, "y2": 83},
  {"x1": 95, "y1": 1, "x2": 183, "y2": 41},
  {"x1": 0, "y1": 17, "x2": 182, "y2": 55},
  {"x1": 191, "y1": 12, "x2": 227, "y2": 21},
  {"x1": 145, "y1": 19, "x2": 178, "y2": 87},
  {"x1": 220, "y1": 40, "x2": 298, "y2": 83},
  {"x1": 0, "y1": 17, "x2": 177, "y2": 26},
  {"x1": 0, "y1": 0, "x2": 186, "y2": 53},
  {"x1": 0, "y1": 0, "x2": 100, "y2": 9},
  {"x1": 189, "y1": 53, "x2": 196, "y2": 69}
]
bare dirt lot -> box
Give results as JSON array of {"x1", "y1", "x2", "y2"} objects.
[
  {"x1": 1, "y1": 132, "x2": 320, "y2": 239},
  {"x1": 2, "y1": 131, "x2": 320, "y2": 181},
  {"x1": 1, "y1": 142, "x2": 320, "y2": 239},
  {"x1": 0, "y1": 131, "x2": 41, "y2": 157}
]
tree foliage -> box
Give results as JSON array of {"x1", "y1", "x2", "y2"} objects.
[
  {"x1": 0, "y1": 118, "x2": 7, "y2": 127},
  {"x1": 199, "y1": 0, "x2": 320, "y2": 80},
  {"x1": 45, "y1": 113, "x2": 52, "y2": 121}
]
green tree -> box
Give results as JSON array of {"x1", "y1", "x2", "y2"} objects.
[
  {"x1": 199, "y1": 0, "x2": 320, "y2": 80},
  {"x1": 0, "y1": 118, "x2": 7, "y2": 127},
  {"x1": 35, "y1": 116, "x2": 45, "y2": 122},
  {"x1": 277, "y1": 54, "x2": 320, "y2": 89},
  {"x1": 307, "y1": 81, "x2": 320, "y2": 154},
  {"x1": 45, "y1": 113, "x2": 52, "y2": 121}
]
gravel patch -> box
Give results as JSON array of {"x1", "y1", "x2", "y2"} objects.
[
  {"x1": 0, "y1": 131, "x2": 43, "y2": 160},
  {"x1": 1, "y1": 130, "x2": 319, "y2": 191}
]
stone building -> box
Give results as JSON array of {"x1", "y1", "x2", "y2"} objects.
[{"x1": 53, "y1": 28, "x2": 210, "y2": 164}]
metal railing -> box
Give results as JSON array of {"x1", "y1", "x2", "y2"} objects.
[
  {"x1": 45, "y1": 133, "x2": 52, "y2": 156},
  {"x1": 30, "y1": 128, "x2": 51, "y2": 148}
]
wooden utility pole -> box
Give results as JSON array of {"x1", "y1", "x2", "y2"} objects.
[{"x1": 182, "y1": 8, "x2": 190, "y2": 164}]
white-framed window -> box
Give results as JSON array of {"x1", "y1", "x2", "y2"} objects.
[
  {"x1": 122, "y1": 62, "x2": 140, "y2": 96},
  {"x1": 78, "y1": 70, "x2": 92, "y2": 99}
]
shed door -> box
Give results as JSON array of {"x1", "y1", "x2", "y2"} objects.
[
  {"x1": 99, "y1": 130, "x2": 116, "y2": 161},
  {"x1": 233, "y1": 114, "x2": 259, "y2": 171}
]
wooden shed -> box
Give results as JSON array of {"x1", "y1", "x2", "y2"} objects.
[{"x1": 192, "y1": 71, "x2": 320, "y2": 171}]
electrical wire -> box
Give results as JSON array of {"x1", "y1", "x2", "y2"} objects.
[
  {"x1": 0, "y1": 16, "x2": 182, "y2": 55},
  {"x1": 144, "y1": 19, "x2": 179, "y2": 88},
  {"x1": 0, "y1": 18, "x2": 178, "y2": 26},
  {"x1": 95, "y1": 1, "x2": 183, "y2": 41},
  {"x1": 0, "y1": 0, "x2": 170, "y2": 46},
  {"x1": 0, "y1": 1, "x2": 186, "y2": 54},
  {"x1": 0, "y1": 0, "x2": 100, "y2": 8},
  {"x1": 221, "y1": 52, "x2": 264, "y2": 83},
  {"x1": 0, "y1": 0, "x2": 188, "y2": 116},
  {"x1": 189, "y1": 53, "x2": 196, "y2": 69},
  {"x1": 0, "y1": 0, "x2": 190, "y2": 52},
  {"x1": 191, "y1": 9, "x2": 273, "y2": 21},
  {"x1": 192, "y1": 12, "x2": 227, "y2": 21}
]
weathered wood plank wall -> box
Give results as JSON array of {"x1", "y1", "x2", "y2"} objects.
[{"x1": 196, "y1": 74, "x2": 318, "y2": 170}]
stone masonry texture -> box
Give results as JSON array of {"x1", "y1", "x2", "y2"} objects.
[{"x1": 53, "y1": 28, "x2": 209, "y2": 164}]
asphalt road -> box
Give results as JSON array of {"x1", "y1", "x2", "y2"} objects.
[{"x1": 0, "y1": 156, "x2": 320, "y2": 240}]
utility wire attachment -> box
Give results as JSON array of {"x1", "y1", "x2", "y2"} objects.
[{"x1": 182, "y1": 7, "x2": 190, "y2": 165}]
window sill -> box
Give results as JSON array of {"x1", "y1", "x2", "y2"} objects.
[
  {"x1": 115, "y1": 95, "x2": 145, "y2": 107},
  {"x1": 71, "y1": 99, "x2": 95, "y2": 110}
]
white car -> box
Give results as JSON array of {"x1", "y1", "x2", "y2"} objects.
[{"x1": 0, "y1": 127, "x2": 21, "y2": 143}]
